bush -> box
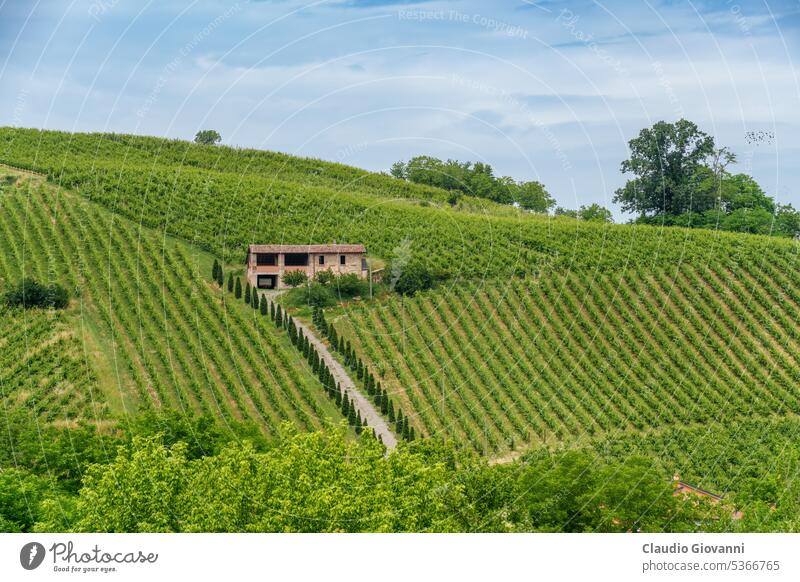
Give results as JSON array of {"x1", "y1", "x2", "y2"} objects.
[
  {"x1": 4, "y1": 279, "x2": 69, "y2": 309},
  {"x1": 282, "y1": 270, "x2": 308, "y2": 288},
  {"x1": 331, "y1": 273, "x2": 367, "y2": 299},
  {"x1": 390, "y1": 262, "x2": 436, "y2": 296}
]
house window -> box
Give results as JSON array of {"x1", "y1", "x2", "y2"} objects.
[
  {"x1": 319, "y1": 255, "x2": 325, "y2": 265},
  {"x1": 361, "y1": 258, "x2": 367, "y2": 271},
  {"x1": 256, "y1": 253, "x2": 277, "y2": 266},
  {"x1": 340, "y1": 255, "x2": 346, "y2": 266},
  {"x1": 284, "y1": 253, "x2": 309, "y2": 266}
]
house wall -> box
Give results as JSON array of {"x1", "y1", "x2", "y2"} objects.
[{"x1": 246, "y1": 252, "x2": 367, "y2": 289}]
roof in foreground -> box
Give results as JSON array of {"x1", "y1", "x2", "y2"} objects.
[{"x1": 248, "y1": 243, "x2": 367, "y2": 254}]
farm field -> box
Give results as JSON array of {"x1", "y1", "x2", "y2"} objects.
[
  {"x1": 0, "y1": 127, "x2": 794, "y2": 279},
  {"x1": 332, "y1": 255, "x2": 800, "y2": 456},
  {"x1": 0, "y1": 173, "x2": 341, "y2": 435}
]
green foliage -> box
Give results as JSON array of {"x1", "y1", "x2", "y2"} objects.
[
  {"x1": 335, "y1": 256, "x2": 800, "y2": 454},
  {"x1": 227, "y1": 272, "x2": 234, "y2": 292},
  {"x1": 614, "y1": 119, "x2": 716, "y2": 216},
  {"x1": 282, "y1": 270, "x2": 308, "y2": 288},
  {"x1": 389, "y1": 262, "x2": 437, "y2": 296},
  {"x1": 1, "y1": 128, "x2": 795, "y2": 282},
  {"x1": 234, "y1": 277, "x2": 242, "y2": 299},
  {"x1": 194, "y1": 130, "x2": 221, "y2": 146},
  {"x1": 4, "y1": 278, "x2": 69, "y2": 309},
  {"x1": 391, "y1": 156, "x2": 555, "y2": 211}
]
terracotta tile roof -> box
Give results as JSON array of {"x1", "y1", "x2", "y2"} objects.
[{"x1": 248, "y1": 243, "x2": 367, "y2": 254}]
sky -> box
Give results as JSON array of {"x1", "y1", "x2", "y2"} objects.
[{"x1": 1, "y1": 0, "x2": 799, "y2": 217}]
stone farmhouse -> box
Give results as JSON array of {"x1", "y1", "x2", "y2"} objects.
[{"x1": 245, "y1": 243, "x2": 368, "y2": 290}]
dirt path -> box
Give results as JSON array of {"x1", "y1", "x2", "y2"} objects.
[{"x1": 294, "y1": 318, "x2": 398, "y2": 450}]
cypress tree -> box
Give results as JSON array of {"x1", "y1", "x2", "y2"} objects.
[
  {"x1": 270, "y1": 301, "x2": 276, "y2": 320},
  {"x1": 342, "y1": 395, "x2": 350, "y2": 418},
  {"x1": 212, "y1": 259, "x2": 219, "y2": 282},
  {"x1": 409, "y1": 426, "x2": 415, "y2": 441},
  {"x1": 348, "y1": 403, "x2": 357, "y2": 428},
  {"x1": 227, "y1": 273, "x2": 234, "y2": 293},
  {"x1": 387, "y1": 399, "x2": 395, "y2": 422},
  {"x1": 244, "y1": 282, "x2": 251, "y2": 304},
  {"x1": 402, "y1": 417, "x2": 410, "y2": 439},
  {"x1": 395, "y1": 409, "x2": 404, "y2": 433},
  {"x1": 337, "y1": 336, "x2": 345, "y2": 354},
  {"x1": 380, "y1": 389, "x2": 389, "y2": 414},
  {"x1": 235, "y1": 277, "x2": 242, "y2": 299},
  {"x1": 259, "y1": 294, "x2": 267, "y2": 315},
  {"x1": 355, "y1": 411, "x2": 363, "y2": 435},
  {"x1": 335, "y1": 385, "x2": 342, "y2": 406},
  {"x1": 217, "y1": 265, "x2": 224, "y2": 286},
  {"x1": 275, "y1": 305, "x2": 283, "y2": 328}
]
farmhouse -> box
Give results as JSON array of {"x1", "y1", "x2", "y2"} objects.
[{"x1": 245, "y1": 243, "x2": 368, "y2": 290}]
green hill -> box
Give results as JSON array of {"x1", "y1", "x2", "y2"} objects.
[
  {"x1": 2, "y1": 127, "x2": 799, "y2": 483},
  {"x1": 0, "y1": 171, "x2": 340, "y2": 434},
  {"x1": 1, "y1": 127, "x2": 793, "y2": 280}
]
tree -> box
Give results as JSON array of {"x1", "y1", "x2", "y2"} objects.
[
  {"x1": 244, "y1": 282, "x2": 251, "y2": 304},
  {"x1": 391, "y1": 262, "x2": 435, "y2": 296},
  {"x1": 259, "y1": 295, "x2": 268, "y2": 315},
  {"x1": 4, "y1": 279, "x2": 69, "y2": 310},
  {"x1": 282, "y1": 270, "x2": 308, "y2": 288},
  {"x1": 514, "y1": 180, "x2": 555, "y2": 212},
  {"x1": 235, "y1": 277, "x2": 242, "y2": 299},
  {"x1": 578, "y1": 204, "x2": 613, "y2": 222},
  {"x1": 614, "y1": 119, "x2": 716, "y2": 216},
  {"x1": 194, "y1": 130, "x2": 221, "y2": 146},
  {"x1": 212, "y1": 259, "x2": 220, "y2": 282},
  {"x1": 227, "y1": 273, "x2": 234, "y2": 293}
]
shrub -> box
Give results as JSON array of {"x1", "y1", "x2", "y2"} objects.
[
  {"x1": 282, "y1": 270, "x2": 308, "y2": 288},
  {"x1": 4, "y1": 279, "x2": 69, "y2": 309},
  {"x1": 390, "y1": 262, "x2": 436, "y2": 296}
]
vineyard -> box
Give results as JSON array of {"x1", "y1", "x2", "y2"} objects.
[
  {"x1": 332, "y1": 252, "x2": 800, "y2": 455},
  {"x1": 0, "y1": 174, "x2": 340, "y2": 433},
  {"x1": 586, "y1": 416, "x2": 800, "y2": 506},
  {"x1": 0, "y1": 127, "x2": 794, "y2": 279}
]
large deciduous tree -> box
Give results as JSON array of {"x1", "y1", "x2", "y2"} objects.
[{"x1": 614, "y1": 119, "x2": 716, "y2": 216}]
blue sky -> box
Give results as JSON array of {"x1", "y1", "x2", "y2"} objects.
[{"x1": 1, "y1": 0, "x2": 799, "y2": 216}]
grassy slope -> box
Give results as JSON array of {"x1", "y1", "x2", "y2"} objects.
[
  {"x1": 2, "y1": 128, "x2": 799, "y2": 475},
  {"x1": 0, "y1": 171, "x2": 342, "y2": 435},
  {"x1": 1, "y1": 127, "x2": 793, "y2": 277},
  {"x1": 332, "y1": 254, "x2": 800, "y2": 456}
]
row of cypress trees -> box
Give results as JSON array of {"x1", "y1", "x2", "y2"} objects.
[
  {"x1": 214, "y1": 260, "x2": 378, "y2": 440},
  {"x1": 312, "y1": 306, "x2": 416, "y2": 441}
]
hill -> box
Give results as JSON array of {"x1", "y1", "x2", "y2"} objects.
[
  {"x1": 2, "y1": 127, "x2": 800, "y2": 508},
  {"x1": 331, "y1": 259, "x2": 800, "y2": 455},
  {"x1": 1, "y1": 127, "x2": 794, "y2": 281},
  {"x1": 0, "y1": 170, "x2": 341, "y2": 435}
]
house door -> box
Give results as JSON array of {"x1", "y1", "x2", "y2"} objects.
[{"x1": 257, "y1": 274, "x2": 277, "y2": 289}]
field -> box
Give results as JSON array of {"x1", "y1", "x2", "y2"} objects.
[
  {"x1": 333, "y1": 256, "x2": 800, "y2": 455},
  {"x1": 1, "y1": 127, "x2": 793, "y2": 279},
  {"x1": 2, "y1": 128, "x2": 799, "y2": 479},
  {"x1": 0, "y1": 173, "x2": 340, "y2": 434}
]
